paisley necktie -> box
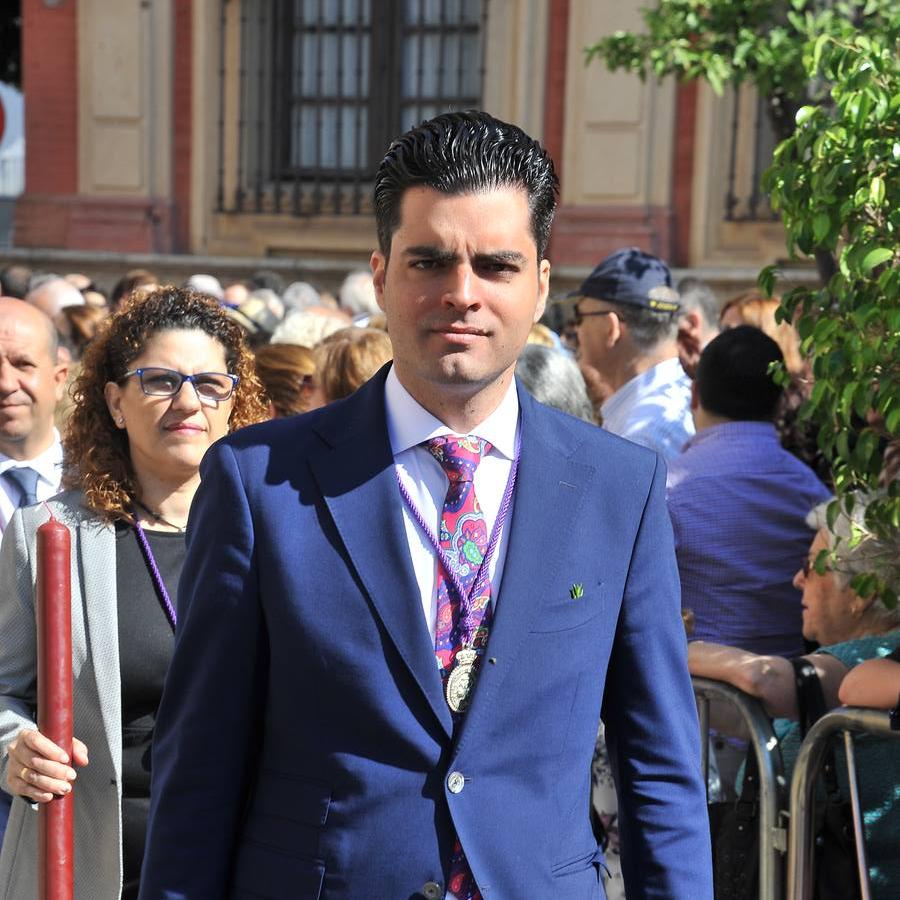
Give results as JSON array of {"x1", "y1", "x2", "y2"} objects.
[{"x1": 424, "y1": 434, "x2": 492, "y2": 900}]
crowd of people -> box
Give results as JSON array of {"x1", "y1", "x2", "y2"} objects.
[{"x1": 0, "y1": 108, "x2": 896, "y2": 900}]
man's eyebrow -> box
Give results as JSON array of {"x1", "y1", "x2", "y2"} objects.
[
  {"x1": 474, "y1": 250, "x2": 528, "y2": 266},
  {"x1": 402, "y1": 246, "x2": 458, "y2": 263},
  {"x1": 402, "y1": 246, "x2": 529, "y2": 266}
]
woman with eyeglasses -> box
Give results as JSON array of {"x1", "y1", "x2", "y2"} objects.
[
  {"x1": 0, "y1": 288, "x2": 267, "y2": 899},
  {"x1": 688, "y1": 495, "x2": 900, "y2": 898}
]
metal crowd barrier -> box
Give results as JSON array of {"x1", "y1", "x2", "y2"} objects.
[
  {"x1": 786, "y1": 707, "x2": 900, "y2": 900},
  {"x1": 693, "y1": 677, "x2": 788, "y2": 900}
]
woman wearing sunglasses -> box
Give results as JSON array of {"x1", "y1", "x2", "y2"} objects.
[
  {"x1": 688, "y1": 495, "x2": 900, "y2": 898},
  {"x1": 0, "y1": 288, "x2": 266, "y2": 899}
]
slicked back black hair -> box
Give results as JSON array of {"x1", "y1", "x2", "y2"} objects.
[
  {"x1": 374, "y1": 110, "x2": 559, "y2": 259},
  {"x1": 697, "y1": 325, "x2": 785, "y2": 422}
]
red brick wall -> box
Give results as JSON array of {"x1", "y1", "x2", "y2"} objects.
[
  {"x1": 15, "y1": 0, "x2": 181, "y2": 253},
  {"x1": 551, "y1": 204, "x2": 675, "y2": 267},
  {"x1": 21, "y1": 0, "x2": 78, "y2": 195},
  {"x1": 671, "y1": 82, "x2": 698, "y2": 267},
  {"x1": 172, "y1": 0, "x2": 193, "y2": 252},
  {"x1": 543, "y1": 0, "x2": 569, "y2": 183}
]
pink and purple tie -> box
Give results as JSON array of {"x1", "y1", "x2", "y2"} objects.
[{"x1": 425, "y1": 435, "x2": 492, "y2": 900}]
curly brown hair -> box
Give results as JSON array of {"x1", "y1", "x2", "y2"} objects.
[{"x1": 62, "y1": 287, "x2": 267, "y2": 522}]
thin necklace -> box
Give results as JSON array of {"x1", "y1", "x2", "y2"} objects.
[{"x1": 133, "y1": 497, "x2": 185, "y2": 533}]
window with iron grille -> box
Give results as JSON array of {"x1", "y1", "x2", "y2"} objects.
[
  {"x1": 724, "y1": 86, "x2": 780, "y2": 222},
  {"x1": 219, "y1": 0, "x2": 488, "y2": 217}
]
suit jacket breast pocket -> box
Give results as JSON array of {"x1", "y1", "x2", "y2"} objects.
[{"x1": 529, "y1": 584, "x2": 608, "y2": 633}]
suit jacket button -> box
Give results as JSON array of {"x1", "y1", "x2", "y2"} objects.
[
  {"x1": 422, "y1": 882, "x2": 442, "y2": 899},
  {"x1": 447, "y1": 771, "x2": 465, "y2": 794}
]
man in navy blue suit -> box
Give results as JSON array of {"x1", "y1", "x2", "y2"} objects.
[{"x1": 140, "y1": 111, "x2": 712, "y2": 899}]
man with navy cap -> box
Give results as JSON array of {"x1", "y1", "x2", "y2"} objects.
[{"x1": 573, "y1": 247, "x2": 694, "y2": 460}]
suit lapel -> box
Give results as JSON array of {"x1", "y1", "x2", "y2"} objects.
[
  {"x1": 308, "y1": 371, "x2": 453, "y2": 739},
  {"x1": 454, "y1": 389, "x2": 594, "y2": 749}
]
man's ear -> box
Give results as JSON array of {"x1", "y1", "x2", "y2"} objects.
[
  {"x1": 690, "y1": 378, "x2": 700, "y2": 412},
  {"x1": 681, "y1": 310, "x2": 702, "y2": 341},
  {"x1": 533, "y1": 258, "x2": 550, "y2": 323},
  {"x1": 371, "y1": 251, "x2": 387, "y2": 312},
  {"x1": 606, "y1": 311, "x2": 623, "y2": 348},
  {"x1": 52, "y1": 355, "x2": 70, "y2": 402}
]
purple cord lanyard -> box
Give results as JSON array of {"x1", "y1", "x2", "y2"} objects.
[
  {"x1": 396, "y1": 423, "x2": 521, "y2": 648},
  {"x1": 130, "y1": 510, "x2": 178, "y2": 631}
]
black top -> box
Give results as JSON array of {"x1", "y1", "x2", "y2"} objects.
[{"x1": 115, "y1": 523, "x2": 184, "y2": 899}]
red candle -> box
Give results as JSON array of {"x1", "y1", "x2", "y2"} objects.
[{"x1": 36, "y1": 514, "x2": 73, "y2": 900}]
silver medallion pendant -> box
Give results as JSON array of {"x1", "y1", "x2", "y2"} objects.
[{"x1": 446, "y1": 647, "x2": 479, "y2": 714}]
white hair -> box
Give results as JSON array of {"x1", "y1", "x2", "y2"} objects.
[
  {"x1": 338, "y1": 270, "x2": 379, "y2": 318},
  {"x1": 271, "y1": 310, "x2": 347, "y2": 349},
  {"x1": 515, "y1": 345, "x2": 596, "y2": 424},
  {"x1": 807, "y1": 494, "x2": 900, "y2": 627},
  {"x1": 25, "y1": 277, "x2": 85, "y2": 317},
  {"x1": 184, "y1": 274, "x2": 224, "y2": 302},
  {"x1": 283, "y1": 281, "x2": 321, "y2": 312}
]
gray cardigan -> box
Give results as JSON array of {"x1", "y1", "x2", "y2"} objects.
[{"x1": 0, "y1": 491, "x2": 123, "y2": 900}]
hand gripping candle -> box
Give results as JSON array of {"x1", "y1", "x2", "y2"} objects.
[{"x1": 36, "y1": 513, "x2": 73, "y2": 900}]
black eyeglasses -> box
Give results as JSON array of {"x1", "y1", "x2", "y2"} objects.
[
  {"x1": 573, "y1": 305, "x2": 615, "y2": 327},
  {"x1": 123, "y1": 367, "x2": 239, "y2": 403}
]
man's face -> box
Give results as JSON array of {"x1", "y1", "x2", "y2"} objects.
[
  {"x1": 371, "y1": 186, "x2": 549, "y2": 409},
  {"x1": 574, "y1": 298, "x2": 618, "y2": 377},
  {"x1": 0, "y1": 304, "x2": 68, "y2": 459}
]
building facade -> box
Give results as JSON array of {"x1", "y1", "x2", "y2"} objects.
[{"x1": 12, "y1": 0, "x2": 798, "y2": 290}]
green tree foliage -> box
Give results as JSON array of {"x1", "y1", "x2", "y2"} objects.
[{"x1": 588, "y1": 2, "x2": 900, "y2": 606}]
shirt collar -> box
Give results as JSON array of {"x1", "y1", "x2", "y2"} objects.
[
  {"x1": 601, "y1": 356, "x2": 685, "y2": 423},
  {"x1": 385, "y1": 366, "x2": 520, "y2": 460},
  {"x1": 0, "y1": 429, "x2": 63, "y2": 485},
  {"x1": 682, "y1": 419, "x2": 779, "y2": 452}
]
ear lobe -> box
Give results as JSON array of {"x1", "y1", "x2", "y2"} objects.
[
  {"x1": 533, "y1": 259, "x2": 551, "y2": 323},
  {"x1": 104, "y1": 382, "x2": 125, "y2": 428},
  {"x1": 53, "y1": 362, "x2": 70, "y2": 400}
]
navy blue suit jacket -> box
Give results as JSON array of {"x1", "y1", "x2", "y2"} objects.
[{"x1": 140, "y1": 367, "x2": 712, "y2": 899}]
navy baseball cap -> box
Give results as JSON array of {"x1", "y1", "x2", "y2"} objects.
[{"x1": 569, "y1": 247, "x2": 681, "y2": 314}]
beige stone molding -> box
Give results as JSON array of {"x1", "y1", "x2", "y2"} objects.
[
  {"x1": 561, "y1": 3, "x2": 675, "y2": 209},
  {"x1": 77, "y1": 0, "x2": 173, "y2": 199}
]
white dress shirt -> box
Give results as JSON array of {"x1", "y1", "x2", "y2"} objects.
[
  {"x1": 600, "y1": 356, "x2": 694, "y2": 460},
  {"x1": 384, "y1": 367, "x2": 519, "y2": 641},
  {"x1": 0, "y1": 430, "x2": 64, "y2": 533}
]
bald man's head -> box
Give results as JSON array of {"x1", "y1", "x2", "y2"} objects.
[
  {"x1": 0, "y1": 296, "x2": 58, "y2": 359},
  {"x1": 0, "y1": 297, "x2": 68, "y2": 459}
]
